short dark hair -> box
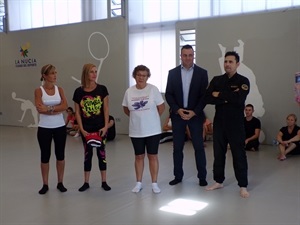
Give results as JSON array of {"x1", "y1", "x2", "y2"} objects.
[
  {"x1": 245, "y1": 104, "x2": 254, "y2": 110},
  {"x1": 67, "y1": 107, "x2": 74, "y2": 112},
  {"x1": 181, "y1": 44, "x2": 194, "y2": 52},
  {"x1": 225, "y1": 51, "x2": 240, "y2": 63}
]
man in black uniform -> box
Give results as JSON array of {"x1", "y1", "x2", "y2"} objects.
[
  {"x1": 205, "y1": 51, "x2": 250, "y2": 198},
  {"x1": 244, "y1": 104, "x2": 261, "y2": 151}
]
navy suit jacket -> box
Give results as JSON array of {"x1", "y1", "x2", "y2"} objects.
[{"x1": 165, "y1": 64, "x2": 208, "y2": 118}]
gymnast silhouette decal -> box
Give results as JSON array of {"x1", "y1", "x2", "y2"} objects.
[
  {"x1": 218, "y1": 40, "x2": 265, "y2": 142},
  {"x1": 12, "y1": 91, "x2": 38, "y2": 127}
]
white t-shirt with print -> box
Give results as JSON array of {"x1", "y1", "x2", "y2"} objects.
[{"x1": 122, "y1": 83, "x2": 164, "y2": 137}]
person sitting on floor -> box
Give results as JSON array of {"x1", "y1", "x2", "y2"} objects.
[
  {"x1": 106, "y1": 115, "x2": 116, "y2": 141},
  {"x1": 185, "y1": 116, "x2": 213, "y2": 145},
  {"x1": 203, "y1": 117, "x2": 213, "y2": 141},
  {"x1": 244, "y1": 104, "x2": 261, "y2": 151},
  {"x1": 160, "y1": 115, "x2": 174, "y2": 143},
  {"x1": 65, "y1": 107, "x2": 80, "y2": 137},
  {"x1": 276, "y1": 113, "x2": 300, "y2": 161},
  {"x1": 160, "y1": 114, "x2": 188, "y2": 144}
]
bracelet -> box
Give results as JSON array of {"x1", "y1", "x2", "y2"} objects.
[{"x1": 47, "y1": 106, "x2": 55, "y2": 113}]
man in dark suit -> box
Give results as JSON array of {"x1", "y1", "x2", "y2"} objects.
[{"x1": 165, "y1": 44, "x2": 208, "y2": 186}]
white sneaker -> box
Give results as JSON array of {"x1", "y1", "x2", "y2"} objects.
[
  {"x1": 152, "y1": 183, "x2": 161, "y2": 194},
  {"x1": 132, "y1": 182, "x2": 142, "y2": 193}
]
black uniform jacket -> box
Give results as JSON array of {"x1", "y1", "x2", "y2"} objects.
[{"x1": 205, "y1": 73, "x2": 250, "y2": 123}]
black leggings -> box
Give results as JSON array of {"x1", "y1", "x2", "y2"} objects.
[
  {"x1": 81, "y1": 136, "x2": 107, "y2": 171},
  {"x1": 37, "y1": 126, "x2": 67, "y2": 163}
]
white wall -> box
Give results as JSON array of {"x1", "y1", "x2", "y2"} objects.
[
  {"x1": 0, "y1": 18, "x2": 130, "y2": 134},
  {"x1": 1, "y1": 9, "x2": 300, "y2": 144},
  {"x1": 193, "y1": 9, "x2": 300, "y2": 144}
]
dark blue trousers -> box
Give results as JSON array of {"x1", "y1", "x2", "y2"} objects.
[{"x1": 171, "y1": 115, "x2": 207, "y2": 180}]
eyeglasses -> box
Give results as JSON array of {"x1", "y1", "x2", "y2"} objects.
[{"x1": 136, "y1": 74, "x2": 148, "y2": 78}]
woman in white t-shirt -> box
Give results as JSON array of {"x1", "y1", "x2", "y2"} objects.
[{"x1": 122, "y1": 65, "x2": 165, "y2": 194}]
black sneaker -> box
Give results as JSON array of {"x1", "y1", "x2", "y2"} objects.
[
  {"x1": 169, "y1": 178, "x2": 182, "y2": 186},
  {"x1": 39, "y1": 184, "x2": 49, "y2": 195},
  {"x1": 199, "y1": 179, "x2": 208, "y2": 186},
  {"x1": 78, "y1": 182, "x2": 90, "y2": 192},
  {"x1": 57, "y1": 182, "x2": 67, "y2": 192},
  {"x1": 101, "y1": 182, "x2": 111, "y2": 191}
]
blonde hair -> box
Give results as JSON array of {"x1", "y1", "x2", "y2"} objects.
[
  {"x1": 40, "y1": 64, "x2": 55, "y2": 81},
  {"x1": 287, "y1": 113, "x2": 297, "y2": 122},
  {"x1": 81, "y1": 63, "x2": 96, "y2": 87}
]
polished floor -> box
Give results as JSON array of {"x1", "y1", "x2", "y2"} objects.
[{"x1": 1, "y1": 126, "x2": 300, "y2": 225}]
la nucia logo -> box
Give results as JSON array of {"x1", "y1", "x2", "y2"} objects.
[{"x1": 15, "y1": 42, "x2": 37, "y2": 68}]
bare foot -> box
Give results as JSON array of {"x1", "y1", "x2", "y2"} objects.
[
  {"x1": 279, "y1": 155, "x2": 286, "y2": 161},
  {"x1": 279, "y1": 157, "x2": 286, "y2": 161},
  {"x1": 240, "y1": 187, "x2": 250, "y2": 198},
  {"x1": 205, "y1": 182, "x2": 223, "y2": 191},
  {"x1": 277, "y1": 153, "x2": 286, "y2": 160}
]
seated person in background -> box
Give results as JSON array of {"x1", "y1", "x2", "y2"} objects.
[
  {"x1": 186, "y1": 116, "x2": 213, "y2": 144},
  {"x1": 203, "y1": 117, "x2": 213, "y2": 141},
  {"x1": 65, "y1": 107, "x2": 80, "y2": 137},
  {"x1": 276, "y1": 113, "x2": 300, "y2": 161},
  {"x1": 160, "y1": 115, "x2": 174, "y2": 143},
  {"x1": 244, "y1": 104, "x2": 261, "y2": 151},
  {"x1": 160, "y1": 115, "x2": 188, "y2": 144},
  {"x1": 106, "y1": 115, "x2": 116, "y2": 141}
]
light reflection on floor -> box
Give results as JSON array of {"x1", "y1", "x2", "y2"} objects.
[{"x1": 159, "y1": 198, "x2": 208, "y2": 216}]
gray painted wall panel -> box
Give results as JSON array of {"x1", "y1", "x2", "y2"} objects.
[
  {"x1": 193, "y1": 9, "x2": 300, "y2": 144},
  {"x1": 1, "y1": 9, "x2": 299, "y2": 144},
  {"x1": 0, "y1": 18, "x2": 129, "y2": 134}
]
